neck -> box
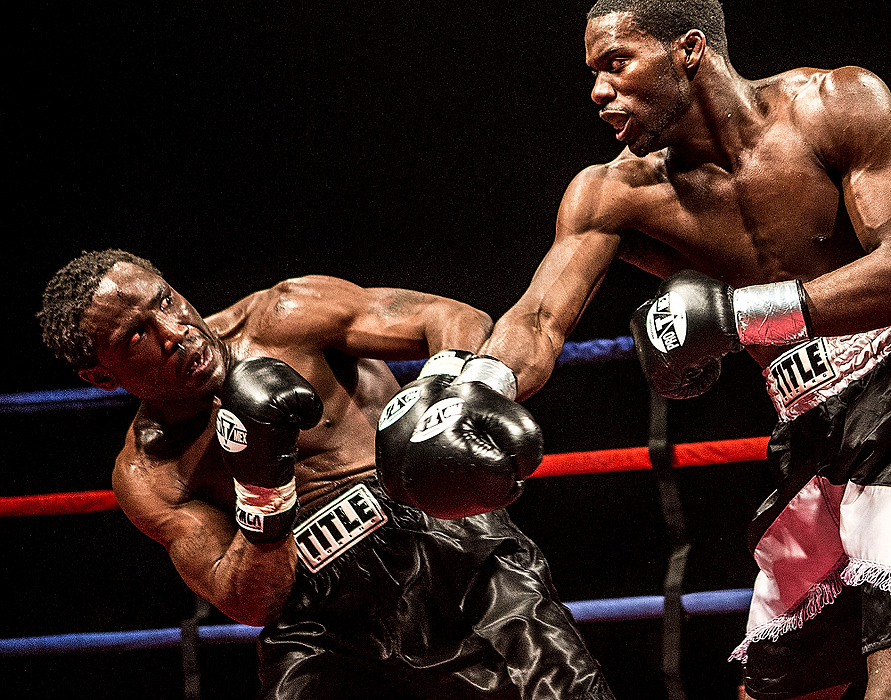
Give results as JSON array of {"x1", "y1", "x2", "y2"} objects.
[
  {"x1": 147, "y1": 339, "x2": 232, "y2": 425},
  {"x1": 147, "y1": 394, "x2": 216, "y2": 426},
  {"x1": 665, "y1": 55, "x2": 760, "y2": 171},
  {"x1": 135, "y1": 400, "x2": 215, "y2": 459}
]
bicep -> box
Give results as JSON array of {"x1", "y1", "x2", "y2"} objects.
[
  {"x1": 511, "y1": 228, "x2": 621, "y2": 340},
  {"x1": 510, "y1": 168, "x2": 626, "y2": 339},
  {"x1": 821, "y1": 68, "x2": 891, "y2": 247},
  {"x1": 481, "y1": 188, "x2": 622, "y2": 398},
  {"x1": 844, "y1": 162, "x2": 891, "y2": 250},
  {"x1": 116, "y1": 478, "x2": 236, "y2": 603}
]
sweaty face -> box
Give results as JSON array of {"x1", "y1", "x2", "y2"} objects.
[
  {"x1": 585, "y1": 12, "x2": 692, "y2": 156},
  {"x1": 79, "y1": 262, "x2": 226, "y2": 404}
]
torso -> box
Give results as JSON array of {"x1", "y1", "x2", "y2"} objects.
[
  {"x1": 119, "y1": 285, "x2": 401, "y2": 518},
  {"x1": 599, "y1": 69, "x2": 866, "y2": 367}
]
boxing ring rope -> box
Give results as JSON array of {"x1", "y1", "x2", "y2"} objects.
[
  {"x1": 3, "y1": 336, "x2": 762, "y2": 700},
  {"x1": 0, "y1": 590, "x2": 756, "y2": 657},
  {"x1": 0, "y1": 337, "x2": 638, "y2": 415},
  {"x1": 0, "y1": 436, "x2": 769, "y2": 519}
]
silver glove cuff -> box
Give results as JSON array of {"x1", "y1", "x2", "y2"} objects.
[
  {"x1": 453, "y1": 356, "x2": 518, "y2": 400},
  {"x1": 734, "y1": 280, "x2": 811, "y2": 346}
]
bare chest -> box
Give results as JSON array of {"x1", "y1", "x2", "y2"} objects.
[
  {"x1": 172, "y1": 416, "x2": 237, "y2": 511},
  {"x1": 217, "y1": 341, "x2": 390, "y2": 505},
  {"x1": 632, "y1": 136, "x2": 859, "y2": 284}
]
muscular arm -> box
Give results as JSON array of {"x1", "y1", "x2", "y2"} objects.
[
  {"x1": 256, "y1": 276, "x2": 493, "y2": 359},
  {"x1": 480, "y1": 165, "x2": 628, "y2": 400},
  {"x1": 113, "y1": 437, "x2": 298, "y2": 627},
  {"x1": 803, "y1": 67, "x2": 891, "y2": 335}
]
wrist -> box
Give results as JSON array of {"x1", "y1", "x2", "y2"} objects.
[
  {"x1": 417, "y1": 349, "x2": 474, "y2": 379},
  {"x1": 733, "y1": 280, "x2": 813, "y2": 346},
  {"x1": 233, "y1": 477, "x2": 299, "y2": 543},
  {"x1": 452, "y1": 355, "x2": 518, "y2": 400}
]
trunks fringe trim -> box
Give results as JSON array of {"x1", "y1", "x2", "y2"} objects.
[
  {"x1": 729, "y1": 556, "x2": 848, "y2": 663},
  {"x1": 841, "y1": 557, "x2": 891, "y2": 592}
]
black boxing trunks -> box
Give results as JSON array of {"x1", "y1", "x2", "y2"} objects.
[
  {"x1": 256, "y1": 477, "x2": 614, "y2": 700},
  {"x1": 731, "y1": 328, "x2": 891, "y2": 699}
]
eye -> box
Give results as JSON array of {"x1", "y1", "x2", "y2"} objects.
[
  {"x1": 129, "y1": 328, "x2": 146, "y2": 346},
  {"x1": 160, "y1": 293, "x2": 172, "y2": 311},
  {"x1": 609, "y1": 58, "x2": 628, "y2": 72}
]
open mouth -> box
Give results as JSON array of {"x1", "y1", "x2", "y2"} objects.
[
  {"x1": 616, "y1": 117, "x2": 631, "y2": 142},
  {"x1": 600, "y1": 109, "x2": 631, "y2": 141},
  {"x1": 184, "y1": 345, "x2": 212, "y2": 379}
]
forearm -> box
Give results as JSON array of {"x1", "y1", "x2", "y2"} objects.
[
  {"x1": 423, "y1": 300, "x2": 493, "y2": 355},
  {"x1": 158, "y1": 489, "x2": 302, "y2": 627},
  {"x1": 802, "y1": 243, "x2": 891, "y2": 337},
  {"x1": 186, "y1": 531, "x2": 299, "y2": 627},
  {"x1": 479, "y1": 308, "x2": 563, "y2": 401}
]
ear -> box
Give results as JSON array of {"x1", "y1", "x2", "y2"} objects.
[
  {"x1": 676, "y1": 29, "x2": 706, "y2": 76},
  {"x1": 78, "y1": 366, "x2": 120, "y2": 391}
]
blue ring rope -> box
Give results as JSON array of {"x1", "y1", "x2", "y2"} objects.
[
  {"x1": 0, "y1": 338, "x2": 635, "y2": 413},
  {"x1": 0, "y1": 588, "x2": 751, "y2": 656}
]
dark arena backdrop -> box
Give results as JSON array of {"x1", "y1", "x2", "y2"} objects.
[{"x1": 5, "y1": 1, "x2": 889, "y2": 698}]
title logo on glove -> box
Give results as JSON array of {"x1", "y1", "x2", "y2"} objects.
[
  {"x1": 410, "y1": 397, "x2": 464, "y2": 442},
  {"x1": 216, "y1": 408, "x2": 248, "y2": 453},
  {"x1": 646, "y1": 292, "x2": 687, "y2": 353}
]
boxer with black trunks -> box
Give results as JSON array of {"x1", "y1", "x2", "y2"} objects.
[
  {"x1": 462, "y1": 1, "x2": 891, "y2": 698},
  {"x1": 38, "y1": 249, "x2": 615, "y2": 699}
]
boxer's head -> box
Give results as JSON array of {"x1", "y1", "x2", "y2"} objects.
[
  {"x1": 587, "y1": 0, "x2": 727, "y2": 59},
  {"x1": 585, "y1": 0, "x2": 726, "y2": 156},
  {"x1": 40, "y1": 249, "x2": 227, "y2": 406}
]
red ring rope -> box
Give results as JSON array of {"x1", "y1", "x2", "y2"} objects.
[
  {"x1": 0, "y1": 436, "x2": 769, "y2": 518},
  {"x1": 532, "y1": 435, "x2": 769, "y2": 478},
  {"x1": 0, "y1": 490, "x2": 120, "y2": 517}
]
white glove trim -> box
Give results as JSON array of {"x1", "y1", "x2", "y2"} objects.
[
  {"x1": 417, "y1": 350, "x2": 467, "y2": 378},
  {"x1": 233, "y1": 476, "x2": 298, "y2": 516},
  {"x1": 453, "y1": 356, "x2": 518, "y2": 400}
]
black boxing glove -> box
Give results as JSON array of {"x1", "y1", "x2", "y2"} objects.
[
  {"x1": 376, "y1": 351, "x2": 543, "y2": 519},
  {"x1": 376, "y1": 349, "x2": 472, "y2": 507},
  {"x1": 630, "y1": 269, "x2": 812, "y2": 399},
  {"x1": 216, "y1": 357, "x2": 323, "y2": 543}
]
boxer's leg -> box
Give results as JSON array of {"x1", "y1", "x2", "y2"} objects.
[
  {"x1": 463, "y1": 532, "x2": 615, "y2": 700},
  {"x1": 259, "y1": 649, "x2": 424, "y2": 700}
]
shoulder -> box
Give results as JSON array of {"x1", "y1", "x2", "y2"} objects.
[
  {"x1": 208, "y1": 275, "x2": 373, "y2": 351},
  {"x1": 112, "y1": 422, "x2": 190, "y2": 544},
  {"x1": 778, "y1": 66, "x2": 890, "y2": 120},
  {"x1": 559, "y1": 151, "x2": 668, "y2": 235},
  {"x1": 207, "y1": 276, "x2": 362, "y2": 332},
  {"x1": 268, "y1": 275, "x2": 365, "y2": 301},
  {"x1": 776, "y1": 66, "x2": 891, "y2": 166},
  {"x1": 264, "y1": 275, "x2": 369, "y2": 329}
]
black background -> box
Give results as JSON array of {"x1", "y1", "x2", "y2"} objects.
[{"x1": 4, "y1": 1, "x2": 889, "y2": 698}]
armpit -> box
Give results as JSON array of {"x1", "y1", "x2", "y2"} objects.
[{"x1": 616, "y1": 229, "x2": 692, "y2": 279}]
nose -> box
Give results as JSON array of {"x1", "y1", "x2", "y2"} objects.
[
  {"x1": 591, "y1": 73, "x2": 615, "y2": 106},
  {"x1": 159, "y1": 317, "x2": 189, "y2": 354}
]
